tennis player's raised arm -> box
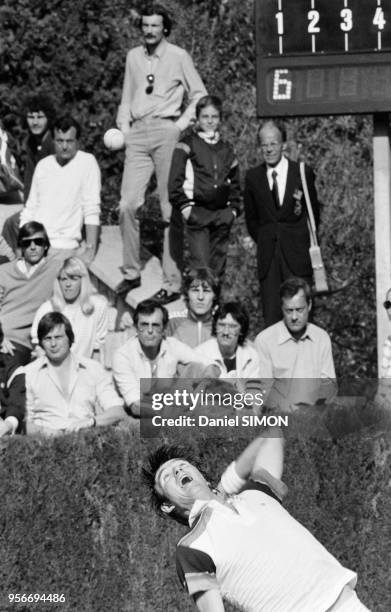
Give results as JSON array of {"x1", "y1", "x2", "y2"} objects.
[
  {"x1": 194, "y1": 589, "x2": 225, "y2": 612},
  {"x1": 217, "y1": 431, "x2": 287, "y2": 499}
]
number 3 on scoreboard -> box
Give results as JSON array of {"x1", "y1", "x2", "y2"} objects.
[{"x1": 273, "y1": 69, "x2": 292, "y2": 100}]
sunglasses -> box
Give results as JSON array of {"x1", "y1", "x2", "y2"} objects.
[
  {"x1": 384, "y1": 300, "x2": 391, "y2": 309},
  {"x1": 21, "y1": 237, "x2": 46, "y2": 247},
  {"x1": 145, "y1": 74, "x2": 154, "y2": 94}
]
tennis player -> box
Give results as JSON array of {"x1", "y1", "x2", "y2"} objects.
[{"x1": 143, "y1": 434, "x2": 370, "y2": 611}]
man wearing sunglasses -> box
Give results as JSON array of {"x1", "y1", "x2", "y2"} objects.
[
  {"x1": 0, "y1": 221, "x2": 61, "y2": 370},
  {"x1": 115, "y1": 3, "x2": 207, "y2": 304}
]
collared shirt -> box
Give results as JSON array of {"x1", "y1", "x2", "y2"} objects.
[
  {"x1": 24, "y1": 353, "x2": 122, "y2": 432},
  {"x1": 266, "y1": 155, "x2": 289, "y2": 205},
  {"x1": 112, "y1": 335, "x2": 199, "y2": 407},
  {"x1": 177, "y1": 485, "x2": 356, "y2": 612},
  {"x1": 254, "y1": 320, "x2": 337, "y2": 408},
  {"x1": 116, "y1": 39, "x2": 207, "y2": 132},
  {"x1": 194, "y1": 338, "x2": 261, "y2": 379},
  {"x1": 16, "y1": 257, "x2": 46, "y2": 278}
]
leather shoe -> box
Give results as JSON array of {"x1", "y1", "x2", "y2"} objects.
[
  {"x1": 115, "y1": 277, "x2": 141, "y2": 296},
  {"x1": 151, "y1": 289, "x2": 181, "y2": 305}
]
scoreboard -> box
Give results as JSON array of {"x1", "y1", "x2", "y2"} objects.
[{"x1": 255, "y1": 0, "x2": 391, "y2": 116}]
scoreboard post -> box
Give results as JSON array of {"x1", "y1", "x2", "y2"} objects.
[{"x1": 255, "y1": 0, "x2": 391, "y2": 375}]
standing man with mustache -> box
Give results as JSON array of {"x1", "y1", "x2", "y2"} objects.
[{"x1": 115, "y1": 3, "x2": 207, "y2": 304}]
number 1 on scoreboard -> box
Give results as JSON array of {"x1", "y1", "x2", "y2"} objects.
[{"x1": 275, "y1": 10, "x2": 284, "y2": 53}]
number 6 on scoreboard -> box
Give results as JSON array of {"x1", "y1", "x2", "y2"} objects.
[{"x1": 272, "y1": 69, "x2": 292, "y2": 100}]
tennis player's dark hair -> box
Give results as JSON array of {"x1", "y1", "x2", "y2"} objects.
[{"x1": 142, "y1": 444, "x2": 201, "y2": 525}]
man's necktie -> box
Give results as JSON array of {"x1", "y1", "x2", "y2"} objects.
[{"x1": 271, "y1": 170, "x2": 280, "y2": 209}]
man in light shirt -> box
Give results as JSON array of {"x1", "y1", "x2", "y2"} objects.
[
  {"x1": 255, "y1": 277, "x2": 337, "y2": 410},
  {"x1": 143, "y1": 433, "x2": 368, "y2": 611},
  {"x1": 115, "y1": 3, "x2": 207, "y2": 303},
  {"x1": 20, "y1": 115, "x2": 101, "y2": 267},
  {"x1": 112, "y1": 300, "x2": 199, "y2": 417},
  {"x1": 25, "y1": 312, "x2": 125, "y2": 435}
]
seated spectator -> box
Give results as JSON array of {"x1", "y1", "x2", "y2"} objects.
[
  {"x1": 20, "y1": 115, "x2": 101, "y2": 266},
  {"x1": 0, "y1": 221, "x2": 62, "y2": 370},
  {"x1": 254, "y1": 277, "x2": 337, "y2": 410},
  {"x1": 167, "y1": 267, "x2": 218, "y2": 348},
  {"x1": 195, "y1": 301, "x2": 261, "y2": 384},
  {"x1": 2, "y1": 93, "x2": 56, "y2": 253},
  {"x1": 31, "y1": 256, "x2": 108, "y2": 360},
  {"x1": 0, "y1": 322, "x2": 25, "y2": 437},
  {"x1": 112, "y1": 300, "x2": 199, "y2": 417},
  {"x1": 24, "y1": 312, "x2": 125, "y2": 436}
]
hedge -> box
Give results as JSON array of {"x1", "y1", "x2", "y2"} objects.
[{"x1": 0, "y1": 404, "x2": 390, "y2": 611}]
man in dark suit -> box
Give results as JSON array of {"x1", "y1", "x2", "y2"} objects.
[{"x1": 244, "y1": 121, "x2": 320, "y2": 327}]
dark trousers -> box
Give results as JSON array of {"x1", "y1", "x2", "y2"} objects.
[
  {"x1": 186, "y1": 207, "x2": 234, "y2": 281},
  {"x1": 169, "y1": 207, "x2": 185, "y2": 273},
  {"x1": 260, "y1": 242, "x2": 312, "y2": 328}
]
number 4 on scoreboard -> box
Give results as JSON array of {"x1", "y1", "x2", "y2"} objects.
[{"x1": 373, "y1": 7, "x2": 386, "y2": 31}]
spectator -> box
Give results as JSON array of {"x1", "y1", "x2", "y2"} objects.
[
  {"x1": 31, "y1": 257, "x2": 108, "y2": 360},
  {"x1": 0, "y1": 119, "x2": 23, "y2": 205},
  {"x1": 244, "y1": 120, "x2": 320, "y2": 327},
  {"x1": 115, "y1": 2, "x2": 207, "y2": 303},
  {"x1": 2, "y1": 93, "x2": 55, "y2": 253},
  {"x1": 167, "y1": 267, "x2": 218, "y2": 348},
  {"x1": 20, "y1": 115, "x2": 101, "y2": 266},
  {"x1": 168, "y1": 95, "x2": 241, "y2": 282},
  {"x1": 112, "y1": 300, "x2": 199, "y2": 417},
  {"x1": 0, "y1": 322, "x2": 25, "y2": 437},
  {"x1": 0, "y1": 222, "x2": 61, "y2": 370},
  {"x1": 143, "y1": 435, "x2": 369, "y2": 611},
  {"x1": 254, "y1": 277, "x2": 337, "y2": 410},
  {"x1": 22, "y1": 93, "x2": 56, "y2": 201},
  {"x1": 25, "y1": 312, "x2": 125, "y2": 436},
  {"x1": 195, "y1": 301, "x2": 261, "y2": 383}
]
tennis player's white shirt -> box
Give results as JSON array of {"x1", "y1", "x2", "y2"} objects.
[
  {"x1": 177, "y1": 483, "x2": 357, "y2": 612},
  {"x1": 20, "y1": 151, "x2": 101, "y2": 250}
]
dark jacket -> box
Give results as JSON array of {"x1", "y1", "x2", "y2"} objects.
[
  {"x1": 23, "y1": 130, "x2": 54, "y2": 201},
  {"x1": 244, "y1": 159, "x2": 320, "y2": 280},
  {"x1": 169, "y1": 131, "x2": 241, "y2": 214},
  {"x1": 0, "y1": 353, "x2": 26, "y2": 433}
]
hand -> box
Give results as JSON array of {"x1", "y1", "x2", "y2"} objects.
[
  {"x1": 181, "y1": 206, "x2": 193, "y2": 221},
  {"x1": 31, "y1": 345, "x2": 45, "y2": 360},
  {"x1": 77, "y1": 244, "x2": 95, "y2": 267},
  {"x1": 0, "y1": 419, "x2": 12, "y2": 437},
  {"x1": 1, "y1": 337, "x2": 15, "y2": 355},
  {"x1": 119, "y1": 310, "x2": 134, "y2": 330}
]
